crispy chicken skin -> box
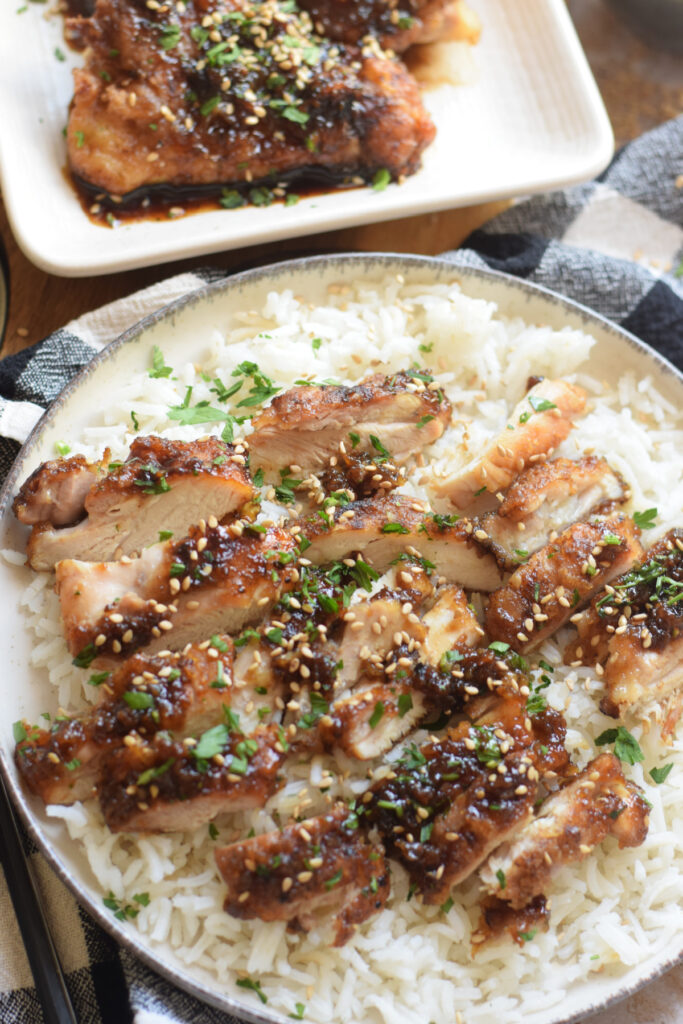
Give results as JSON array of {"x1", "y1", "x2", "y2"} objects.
[
  {"x1": 99, "y1": 722, "x2": 286, "y2": 831},
  {"x1": 301, "y1": 493, "x2": 504, "y2": 592},
  {"x1": 429, "y1": 379, "x2": 587, "y2": 512},
  {"x1": 14, "y1": 453, "x2": 102, "y2": 527},
  {"x1": 362, "y1": 697, "x2": 567, "y2": 904},
  {"x1": 67, "y1": 0, "x2": 435, "y2": 200},
  {"x1": 480, "y1": 753, "x2": 650, "y2": 909},
  {"x1": 486, "y1": 515, "x2": 643, "y2": 653},
  {"x1": 299, "y1": 0, "x2": 478, "y2": 51},
  {"x1": 566, "y1": 529, "x2": 683, "y2": 736},
  {"x1": 215, "y1": 805, "x2": 389, "y2": 944},
  {"x1": 23, "y1": 437, "x2": 253, "y2": 570},
  {"x1": 14, "y1": 641, "x2": 234, "y2": 805},
  {"x1": 476, "y1": 457, "x2": 628, "y2": 572},
  {"x1": 249, "y1": 371, "x2": 451, "y2": 476},
  {"x1": 56, "y1": 522, "x2": 298, "y2": 664}
]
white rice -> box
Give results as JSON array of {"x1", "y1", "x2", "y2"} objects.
[{"x1": 14, "y1": 276, "x2": 683, "y2": 1022}]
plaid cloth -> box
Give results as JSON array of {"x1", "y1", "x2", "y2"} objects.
[{"x1": 0, "y1": 115, "x2": 681, "y2": 1024}]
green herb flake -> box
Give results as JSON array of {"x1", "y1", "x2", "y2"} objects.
[
  {"x1": 372, "y1": 168, "x2": 391, "y2": 191},
  {"x1": 149, "y1": 345, "x2": 172, "y2": 378},
  {"x1": 381, "y1": 522, "x2": 409, "y2": 534},
  {"x1": 649, "y1": 763, "x2": 673, "y2": 784},
  {"x1": 12, "y1": 721, "x2": 27, "y2": 743},
  {"x1": 496, "y1": 868, "x2": 506, "y2": 890},
  {"x1": 288, "y1": 1004, "x2": 306, "y2": 1020},
  {"x1": 528, "y1": 395, "x2": 557, "y2": 413},
  {"x1": 520, "y1": 928, "x2": 537, "y2": 943},
  {"x1": 368, "y1": 701, "x2": 384, "y2": 729},
  {"x1": 72, "y1": 643, "x2": 97, "y2": 669},
  {"x1": 325, "y1": 868, "x2": 343, "y2": 890},
  {"x1": 416, "y1": 414, "x2": 435, "y2": 429},
  {"x1": 123, "y1": 690, "x2": 155, "y2": 710},
  {"x1": 397, "y1": 693, "x2": 413, "y2": 718},
  {"x1": 440, "y1": 896, "x2": 454, "y2": 914},
  {"x1": 87, "y1": 671, "x2": 111, "y2": 687},
  {"x1": 193, "y1": 723, "x2": 229, "y2": 761},
  {"x1": 236, "y1": 978, "x2": 267, "y2": 1004},
  {"x1": 633, "y1": 508, "x2": 658, "y2": 530},
  {"x1": 595, "y1": 726, "x2": 643, "y2": 765}
]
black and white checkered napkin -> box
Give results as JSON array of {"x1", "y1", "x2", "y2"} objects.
[{"x1": 0, "y1": 116, "x2": 681, "y2": 1024}]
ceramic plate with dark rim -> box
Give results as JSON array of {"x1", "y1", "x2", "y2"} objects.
[{"x1": 0, "y1": 254, "x2": 680, "y2": 1024}]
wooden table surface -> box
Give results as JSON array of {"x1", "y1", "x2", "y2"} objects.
[{"x1": 1, "y1": 0, "x2": 682, "y2": 355}]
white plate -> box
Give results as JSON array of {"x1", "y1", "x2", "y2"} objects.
[
  {"x1": 0, "y1": 255, "x2": 680, "y2": 1024},
  {"x1": 0, "y1": 0, "x2": 613, "y2": 277}
]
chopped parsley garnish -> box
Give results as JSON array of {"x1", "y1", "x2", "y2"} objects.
[
  {"x1": 55, "y1": 441, "x2": 71, "y2": 455},
  {"x1": 87, "y1": 671, "x2": 110, "y2": 687},
  {"x1": 72, "y1": 643, "x2": 97, "y2": 669},
  {"x1": 137, "y1": 758, "x2": 174, "y2": 787},
  {"x1": 398, "y1": 742, "x2": 426, "y2": 771},
  {"x1": 416, "y1": 414, "x2": 434, "y2": 429},
  {"x1": 200, "y1": 95, "x2": 221, "y2": 116},
  {"x1": 603, "y1": 533, "x2": 622, "y2": 545},
  {"x1": 420, "y1": 822, "x2": 433, "y2": 843},
  {"x1": 211, "y1": 634, "x2": 229, "y2": 652},
  {"x1": 372, "y1": 168, "x2": 391, "y2": 191},
  {"x1": 220, "y1": 189, "x2": 246, "y2": 209},
  {"x1": 473, "y1": 726, "x2": 503, "y2": 766},
  {"x1": 368, "y1": 701, "x2": 385, "y2": 729},
  {"x1": 311, "y1": 338, "x2": 322, "y2": 352},
  {"x1": 168, "y1": 389, "x2": 237, "y2": 427},
  {"x1": 208, "y1": 822, "x2": 219, "y2": 840},
  {"x1": 633, "y1": 507, "x2": 658, "y2": 530},
  {"x1": 275, "y1": 469, "x2": 302, "y2": 503},
  {"x1": 649, "y1": 763, "x2": 673, "y2": 784},
  {"x1": 149, "y1": 345, "x2": 172, "y2": 378},
  {"x1": 297, "y1": 692, "x2": 329, "y2": 730},
  {"x1": 235, "y1": 628, "x2": 261, "y2": 647},
  {"x1": 158, "y1": 530, "x2": 173, "y2": 542},
  {"x1": 348, "y1": 431, "x2": 360, "y2": 448},
  {"x1": 440, "y1": 896, "x2": 454, "y2": 914},
  {"x1": 397, "y1": 693, "x2": 413, "y2": 718},
  {"x1": 488, "y1": 641, "x2": 510, "y2": 654},
  {"x1": 122, "y1": 690, "x2": 155, "y2": 710},
  {"x1": 210, "y1": 662, "x2": 228, "y2": 689},
  {"x1": 130, "y1": 410, "x2": 140, "y2": 431},
  {"x1": 288, "y1": 1004, "x2": 306, "y2": 1020},
  {"x1": 595, "y1": 726, "x2": 643, "y2": 765},
  {"x1": 325, "y1": 869, "x2": 343, "y2": 890},
  {"x1": 369, "y1": 435, "x2": 391, "y2": 463},
  {"x1": 439, "y1": 649, "x2": 463, "y2": 673},
  {"x1": 193, "y1": 723, "x2": 229, "y2": 761},
  {"x1": 519, "y1": 929, "x2": 537, "y2": 943},
  {"x1": 159, "y1": 23, "x2": 181, "y2": 49},
  {"x1": 528, "y1": 395, "x2": 557, "y2": 413},
  {"x1": 381, "y1": 522, "x2": 409, "y2": 534},
  {"x1": 526, "y1": 690, "x2": 547, "y2": 715},
  {"x1": 12, "y1": 721, "x2": 26, "y2": 743},
  {"x1": 103, "y1": 891, "x2": 150, "y2": 921},
  {"x1": 496, "y1": 869, "x2": 506, "y2": 889},
  {"x1": 236, "y1": 978, "x2": 267, "y2": 1004}
]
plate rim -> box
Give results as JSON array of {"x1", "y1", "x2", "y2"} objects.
[
  {"x1": 0, "y1": 252, "x2": 681, "y2": 1024},
  {"x1": 0, "y1": 0, "x2": 614, "y2": 277}
]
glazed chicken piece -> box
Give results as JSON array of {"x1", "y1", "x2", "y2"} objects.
[
  {"x1": 301, "y1": 494, "x2": 504, "y2": 592},
  {"x1": 299, "y1": 0, "x2": 479, "y2": 52},
  {"x1": 475, "y1": 457, "x2": 628, "y2": 572},
  {"x1": 566, "y1": 529, "x2": 683, "y2": 737},
  {"x1": 317, "y1": 446, "x2": 406, "y2": 503},
  {"x1": 429, "y1": 379, "x2": 587, "y2": 512},
  {"x1": 420, "y1": 583, "x2": 484, "y2": 663},
  {"x1": 66, "y1": 0, "x2": 435, "y2": 202},
  {"x1": 480, "y1": 753, "x2": 650, "y2": 909},
  {"x1": 14, "y1": 640, "x2": 234, "y2": 805},
  {"x1": 362, "y1": 705, "x2": 548, "y2": 904},
  {"x1": 472, "y1": 895, "x2": 550, "y2": 950},
  {"x1": 215, "y1": 805, "x2": 389, "y2": 945},
  {"x1": 13, "y1": 452, "x2": 102, "y2": 527},
  {"x1": 318, "y1": 681, "x2": 426, "y2": 759},
  {"x1": 99, "y1": 722, "x2": 286, "y2": 832},
  {"x1": 485, "y1": 515, "x2": 643, "y2": 654},
  {"x1": 21, "y1": 437, "x2": 254, "y2": 571},
  {"x1": 56, "y1": 522, "x2": 298, "y2": 665},
  {"x1": 249, "y1": 371, "x2": 450, "y2": 477}
]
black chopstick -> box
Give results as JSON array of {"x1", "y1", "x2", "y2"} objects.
[{"x1": 0, "y1": 770, "x2": 78, "y2": 1024}]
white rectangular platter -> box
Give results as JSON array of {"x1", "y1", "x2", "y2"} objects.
[{"x1": 0, "y1": 0, "x2": 613, "y2": 277}]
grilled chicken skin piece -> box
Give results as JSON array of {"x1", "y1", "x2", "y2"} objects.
[
  {"x1": 14, "y1": 641, "x2": 234, "y2": 805},
  {"x1": 56, "y1": 523, "x2": 298, "y2": 665},
  {"x1": 249, "y1": 370, "x2": 450, "y2": 477},
  {"x1": 99, "y1": 723, "x2": 286, "y2": 832},
  {"x1": 300, "y1": 0, "x2": 479, "y2": 52},
  {"x1": 67, "y1": 0, "x2": 435, "y2": 201},
  {"x1": 566, "y1": 529, "x2": 683, "y2": 737},
  {"x1": 24, "y1": 437, "x2": 254, "y2": 571},
  {"x1": 215, "y1": 805, "x2": 389, "y2": 945},
  {"x1": 301, "y1": 494, "x2": 504, "y2": 592},
  {"x1": 362, "y1": 697, "x2": 567, "y2": 904},
  {"x1": 480, "y1": 753, "x2": 650, "y2": 909},
  {"x1": 486, "y1": 515, "x2": 643, "y2": 654},
  {"x1": 429, "y1": 379, "x2": 587, "y2": 512},
  {"x1": 476, "y1": 457, "x2": 628, "y2": 572},
  {"x1": 14, "y1": 453, "x2": 103, "y2": 527}
]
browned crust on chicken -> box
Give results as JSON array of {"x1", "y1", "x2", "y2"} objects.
[
  {"x1": 249, "y1": 371, "x2": 450, "y2": 476},
  {"x1": 13, "y1": 453, "x2": 102, "y2": 527},
  {"x1": 300, "y1": 0, "x2": 478, "y2": 52},
  {"x1": 215, "y1": 805, "x2": 389, "y2": 944},
  {"x1": 566, "y1": 528, "x2": 683, "y2": 734},
  {"x1": 99, "y1": 723, "x2": 285, "y2": 832},
  {"x1": 485, "y1": 516, "x2": 643, "y2": 653},
  {"x1": 318, "y1": 681, "x2": 425, "y2": 759},
  {"x1": 25, "y1": 436, "x2": 254, "y2": 570},
  {"x1": 67, "y1": 0, "x2": 435, "y2": 201},
  {"x1": 362, "y1": 696, "x2": 566, "y2": 903},
  {"x1": 476, "y1": 456, "x2": 628, "y2": 572},
  {"x1": 480, "y1": 753, "x2": 650, "y2": 909},
  {"x1": 472, "y1": 895, "x2": 550, "y2": 950},
  {"x1": 301, "y1": 493, "x2": 504, "y2": 592},
  {"x1": 57, "y1": 522, "x2": 298, "y2": 665},
  {"x1": 429, "y1": 379, "x2": 587, "y2": 512},
  {"x1": 14, "y1": 640, "x2": 234, "y2": 805}
]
